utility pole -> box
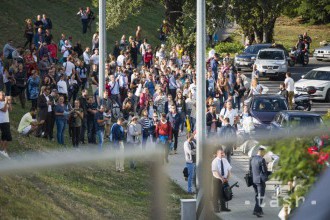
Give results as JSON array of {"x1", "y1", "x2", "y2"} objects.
[
  {"x1": 98, "y1": 0, "x2": 106, "y2": 97},
  {"x1": 196, "y1": 0, "x2": 207, "y2": 219}
]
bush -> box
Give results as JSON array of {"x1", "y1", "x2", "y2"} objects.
[{"x1": 214, "y1": 42, "x2": 245, "y2": 55}]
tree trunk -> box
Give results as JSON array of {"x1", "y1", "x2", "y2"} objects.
[
  {"x1": 163, "y1": 0, "x2": 184, "y2": 33},
  {"x1": 262, "y1": 18, "x2": 276, "y2": 43}
]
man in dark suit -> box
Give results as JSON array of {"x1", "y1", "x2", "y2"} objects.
[
  {"x1": 250, "y1": 147, "x2": 269, "y2": 218},
  {"x1": 36, "y1": 87, "x2": 50, "y2": 137}
]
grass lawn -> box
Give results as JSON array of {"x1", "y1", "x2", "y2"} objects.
[
  {"x1": 0, "y1": 1, "x2": 192, "y2": 219},
  {"x1": 0, "y1": 0, "x2": 164, "y2": 52}
]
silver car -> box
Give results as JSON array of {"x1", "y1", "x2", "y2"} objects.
[{"x1": 313, "y1": 45, "x2": 330, "y2": 61}]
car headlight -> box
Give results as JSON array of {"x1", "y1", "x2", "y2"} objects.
[
  {"x1": 315, "y1": 87, "x2": 324, "y2": 91},
  {"x1": 252, "y1": 117, "x2": 262, "y2": 125}
]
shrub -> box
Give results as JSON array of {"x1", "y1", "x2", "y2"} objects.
[{"x1": 214, "y1": 42, "x2": 245, "y2": 55}]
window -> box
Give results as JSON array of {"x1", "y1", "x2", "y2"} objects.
[
  {"x1": 304, "y1": 70, "x2": 330, "y2": 81},
  {"x1": 252, "y1": 98, "x2": 288, "y2": 112},
  {"x1": 258, "y1": 51, "x2": 284, "y2": 60}
]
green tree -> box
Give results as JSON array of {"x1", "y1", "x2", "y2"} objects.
[{"x1": 230, "y1": 0, "x2": 294, "y2": 43}]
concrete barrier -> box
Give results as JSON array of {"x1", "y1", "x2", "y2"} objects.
[{"x1": 181, "y1": 199, "x2": 196, "y2": 220}]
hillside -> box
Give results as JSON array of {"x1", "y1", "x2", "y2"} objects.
[
  {"x1": 0, "y1": 1, "x2": 191, "y2": 219},
  {"x1": 0, "y1": 0, "x2": 164, "y2": 51}
]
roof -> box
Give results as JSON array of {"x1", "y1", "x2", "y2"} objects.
[
  {"x1": 249, "y1": 43, "x2": 272, "y2": 47},
  {"x1": 311, "y1": 66, "x2": 330, "y2": 72},
  {"x1": 258, "y1": 48, "x2": 285, "y2": 52},
  {"x1": 252, "y1": 94, "x2": 286, "y2": 99},
  {"x1": 279, "y1": 110, "x2": 321, "y2": 117}
]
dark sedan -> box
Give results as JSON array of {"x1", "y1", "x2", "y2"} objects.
[
  {"x1": 235, "y1": 44, "x2": 272, "y2": 70},
  {"x1": 247, "y1": 95, "x2": 289, "y2": 130},
  {"x1": 270, "y1": 111, "x2": 323, "y2": 132}
]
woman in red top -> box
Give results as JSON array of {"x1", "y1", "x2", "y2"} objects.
[
  {"x1": 23, "y1": 49, "x2": 37, "y2": 78},
  {"x1": 47, "y1": 40, "x2": 58, "y2": 63},
  {"x1": 143, "y1": 48, "x2": 153, "y2": 68},
  {"x1": 155, "y1": 113, "x2": 173, "y2": 163}
]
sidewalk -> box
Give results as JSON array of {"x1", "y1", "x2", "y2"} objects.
[{"x1": 165, "y1": 137, "x2": 281, "y2": 219}]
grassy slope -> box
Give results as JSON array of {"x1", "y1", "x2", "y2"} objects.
[
  {"x1": 0, "y1": 0, "x2": 164, "y2": 51},
  {"x1": 0, "y1": 1, "x2": 190, "y2": 219}
]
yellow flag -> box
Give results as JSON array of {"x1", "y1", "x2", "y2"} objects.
[{"x1": 186, "y1": 116, "x2": 191, "y2": 133}]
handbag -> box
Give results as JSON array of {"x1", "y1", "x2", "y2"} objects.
[
  {"x1": 244, "y1": 172, "x2": 253, "y2": 187},
  {"x1": 223, "y1": 182, "x2": 233, "y2": 201}
]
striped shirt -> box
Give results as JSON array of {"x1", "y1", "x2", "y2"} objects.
[{"x1": 139, "y1": 117, "x2": 150, "y2": 130}]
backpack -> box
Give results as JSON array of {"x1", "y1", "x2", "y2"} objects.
[{"x1": 111, "y1": 100, "x2": 122, "y2": 122}]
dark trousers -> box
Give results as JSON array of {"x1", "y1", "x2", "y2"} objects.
[
  {"x1": 173, "y1": 129, "x2": 179, "y2": 151},
  {"x1": 87, "y1": 118, "x2": 96, "y2": 143},
  {"x1": 111, "y1": 94, "x2": 121, "y2": 108},
  {"x1": 72, "y1": 126, "x2": 81, "y2": 147},
  {"x1": 213, "y1": 178, "x2": 226, "y2": 211},
  {"x1": 142, "y1": 130, "x2": 149, "y2": 149},
  {"x1": 119, "y1": 87, "x2": 127, "y2": 103},
  {"x1": 46, "y1": 112, "x2": 55, "y2": 139},
  {"x1": 80, "y1": 117, "x2": 87, "y2": 143},
  {"x1": 169, "y1": 89, "x2": 177, "y2": 100},
  {"x1": 82, "y1": 19, "x2": 88, "y2": 34},
  {"x1": 253, "y1": 182, "x2": 266, "y2": 213},
  {"x1": 17, "y1": 90, "x2": 26, "y2": 109},
  {"x1": 5, "y1": 82, "x2": 11, "y2": 96},
  {"x1": 24, "y1": 34, "x2": 33, "y2": 49}
]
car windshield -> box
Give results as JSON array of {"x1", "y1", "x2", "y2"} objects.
[
  {"x1": 303, "y1": 70, "x2": 330, "y2": 81},
  {"x1": 258, "y1": 51, "x2": 284, "y2": 60},
  {"x1": 252, "y1": 98, "x2": 288, "y2": 112},
  {"x1": 244, "y1": 45, "x2": 269, "y2": 54},
  {"x1": 287, "y1": 116, "x2": 322, "y2": 127}
]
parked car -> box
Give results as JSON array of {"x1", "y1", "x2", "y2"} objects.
[
  {"x1": 313, "y1": 45, "x2": 330, "y2": 61},
  {"x1": 294, "y1": 67, "x2": 330, "y2": 102},
  {"x1": 270, "y1": 111, "x2": 323, "y2": 133},
  {"x1": 254, "y1": 48, "x2": 288, "y2": 80},
  {"x1": 247, "y1": 94, "x2": 289, "y2": 130},
  {"x1": 234, "y1": 43, "x2": 272, "y2": 70}
]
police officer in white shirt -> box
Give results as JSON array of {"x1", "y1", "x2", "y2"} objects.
[{"x1": 211, "y1": 147, "x2": 232, "y2": 212}]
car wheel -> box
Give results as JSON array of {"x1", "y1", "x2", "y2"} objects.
[{"x1": 326, "y1": 89, "x2": 330, "y2": 102}]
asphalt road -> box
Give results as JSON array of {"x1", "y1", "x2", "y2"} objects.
[{"x1": 243, "y1": 57, "x2": 330, "y2": 115}]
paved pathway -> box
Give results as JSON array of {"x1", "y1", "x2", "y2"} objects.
[{"x1": 165, "y1": 137, "x2": 281, "y2": 219}]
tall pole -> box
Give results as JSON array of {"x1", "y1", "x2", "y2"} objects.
[
  {"x1": 196, "y1": 0, "x2": 206, "y2": 219},
  {"x1": 98, "y1": 0, "x2": 106, "y2": 97}
]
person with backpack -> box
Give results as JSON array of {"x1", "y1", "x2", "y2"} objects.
[
  {"x1": 219, "y1": 117, "x2": 237, "y2": 164},
  {"x1": 127, "y1": 116, "x2": 142, "y2": 169},
  {"x1": 155, "y1": 113, "x2": 172, "y2": 163},
  {"x1": 183, "y1": 133, "x2": 196, "y2": 193},
  {"x1": 111, "y1": 117, "x2": 125, "y2": 172}
]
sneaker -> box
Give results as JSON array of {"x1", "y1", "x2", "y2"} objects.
[{"x1": 0, "y1": 150, "x2": 10, "y2": 159}]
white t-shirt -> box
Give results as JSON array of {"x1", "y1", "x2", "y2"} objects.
[
  {"x1": 63, "y1": 61, "x2": 75, "y2": 77},
  {"x1": 57, "y1": 80, "x2": 68, "y2": 94},
  {"x1": 83, "y1": 51, "x2": 90, "y2": 65},
  {"x1": 208, "y1": 49, "x2": 215, "y2": 59},
  {"x1": 90, "y1": 54, "x2": 99, "y2": 65},
  {"x1": 0, "y1": 101, "x2": 10, "y2": 123},
  {"x1": 211, "y1": 157, "x2": 232, "y2": 178},
  {"x1": 284, "y1": 77, "x2": 295, "y2": 92},
  {"x1": 117, "y1": 55, "x2": 126, "y2": 67},
  {"x1": 220, "y1": 108, "x2": 238, "y2": 126},
  {"x1": 61, "y1": 45, "x2": 71, "y2": 58}
]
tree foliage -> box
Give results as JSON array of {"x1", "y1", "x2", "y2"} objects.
[{"x1": 284, "y1": 0, "x2": 330, "y2": 24}]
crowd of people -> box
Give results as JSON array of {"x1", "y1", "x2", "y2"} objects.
[{"x1": 0, "y1": 8, "x2": 299, "y2": 217}]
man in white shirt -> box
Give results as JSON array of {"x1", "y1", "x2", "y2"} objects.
[
  {"x1": 83, "y1": 47, "x2": 91, "y2": 72},
  {"x1": 63, "y1": 57, "x2": 75, "y2": 77},
  {"x1": 139, "y1": 38, "x2": 149, "y2": 62},
  {"x1": 61, "y1": 40, "x2": 72, "y2": 60},
  {"x1": 90, "y1": 49, "x2": 99, "y2": 65},
  {"x1": 284, "y1": 72, "x2": 295, "y2": 110},
  {"x1": 57, "y1": 74, "x2": 68, "y2": 100},
  {"x1": 212, "y1": 147, "x2": 232, "y2": 212},
  {"x1": 220, "y1": 102, "x2": 238, "y2": 126},
  {"x1": 116, "y1": 51, "x2": 126, "y2": 67},
  {"x1": 0, "y1": 92, "x2": 12, "y2": 158}
]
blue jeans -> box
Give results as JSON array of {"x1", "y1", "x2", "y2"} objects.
[
  {"x1": 219, "y1": 91, "x2": 228, "y2": 110},
  {"x1": 97, "y1": 129, "x2": 104, "y2": 151},
  {"x1": 186, "y1": 162, "x2": 195, "y2": 193},
  {"x1": 56, "y1": 118, "x2": 66, "y2": 145},
  {"x1": 234, "y1": 96, "x2": 241, "y2": 111}
]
